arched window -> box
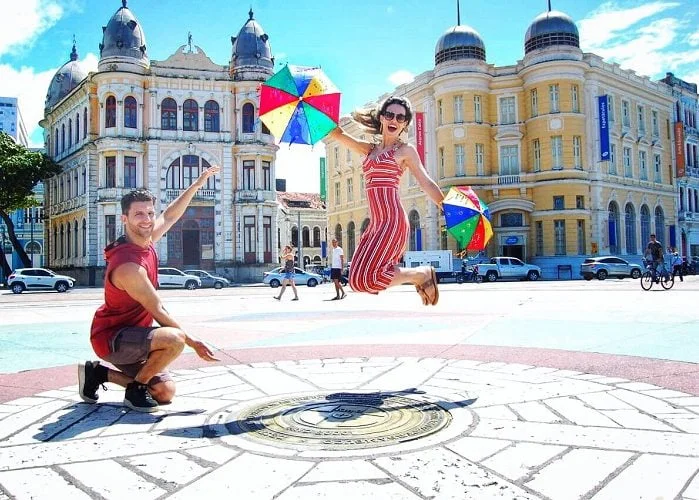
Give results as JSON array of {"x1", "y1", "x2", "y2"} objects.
[
  {"x1": 54, "y1": 128, "x2": 59, "y2": 156},
  {"x1": 166, "y1": 155, "x2": 214, "y2": 190},
  {"x1": 53, "y1": 226, "x2": 58, "y2": 260},
  {"x1": 409, "y1": 210, "x2": 421, "y2": 251},
  {"x1": 654, "y1": 206, "x2": 665, "y2": 244},
  {"x1": 624, "y1": 203, "x2": 636, "y2": 254},
  {"x1": 66, "y1": 221, "x2": 71, "y2": 258},
  {"x1": 82, "y1": 219, "x2": 87, "y2": 257},
  {"x1": 61, "y1": 124, "x2": 65, "y2": 152},
  {"x1": 347, "y1": 221, "x2": 356, "y2": 259},
  {"x1": 313, "y1": 227, "x2": 321, "y2": 247},
  {"x1": 291, "y1": 226, "x2": 299, "y2": 247},
  {"x1": 242, "y1": 102, "x2": 255, "y2": 133},
  {"x1": 124, "y1": 96, "x2": 137, "y2": 128},
  {"x1": 68, "y1": 119, "x2": 72, "y2": 148},
  {"x1": 74, "y1": 221, "x2": 79, "y2": 257},
  {"x1": 302, "y1": 226, "x2": 310, "y2": 247},
  {"x1": 105, "y1": 96, "x2": 116, "y2": 128},
  {"x1": 334, "y1": 223, "x2": 343, "y2": 247},
  {"x1": 608, "y1": 202, "x2": 620, "y2": 255},
  {"x1": 75, "y1": 113, "x2": 80, "y2": 143},
  {"x1": 59, "y1": 224, "x2": 64, "y2": 259},
  {"x1": 161, "y1": 98, "x2": 177, "y2": 130},
  {"x1": 183, "y1": 99, "x2": 198, "y2": 131},
  {"x1": 640, "y1": 205, "x2": 651, "y2": 247},
  {"x1": 83, "y1": 107, "x2": 88, "y2": 139},
  {"x1": 204, "y1": 100, "x2": 219, "y2": 132}
]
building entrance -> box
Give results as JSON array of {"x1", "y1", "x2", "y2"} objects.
[
  {"x1": 501, "y1": 244, "x2": 524, "y2": 260},
  {"x1": 182, "y1": 223, "x2": 201, "y2": 266}
]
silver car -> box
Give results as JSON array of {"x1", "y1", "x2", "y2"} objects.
[
  {"x1": 186, "y1": 270, "x2": 230, "y2": 289},
  {"x1": 263, "y1": 267, "x2": 322, "y2": 288},
  {"x1": 580, "y1": 257, "x2": 642, "y2": 280}
]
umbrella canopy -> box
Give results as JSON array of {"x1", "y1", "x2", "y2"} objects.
[
  {"x1": 443, "y1": 185, "x2": 493, "y2": 252},
  {"x1": 259, "y1": 64, "x2": 340, "y2": 145}
]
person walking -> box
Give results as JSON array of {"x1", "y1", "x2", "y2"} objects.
[
  {"x1": 79, "y1": 166, "x2": 221, "y2": 413},
  {"x1": 671, "y1": 248, "x2": 684, "y2": 282},
  {"x1": 329, "y1": 238, "x2": 346, "y2": 300},
  {"x1": 275, "y1": 245, "x2": 299, "y2": 301},
  {"x1": 329, "y1": 96, "x2": 444, "y2": 305}
]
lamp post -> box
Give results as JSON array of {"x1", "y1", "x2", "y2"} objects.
[
  {"x1": 297, "y1": 210, "x2": 303, "y2": 268},
  {"x1": 29, "y1": 206, "x2": 34, "y2": 267}
]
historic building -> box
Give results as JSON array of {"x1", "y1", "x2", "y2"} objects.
[
  {"x1": 323, "y1": 5, "x2": 680, "y2": 277},
  {"x1": 276, "y1": 191, "x2": 328, "y2": 268},
  {"x1": 660, "y1": 73, "x2": 699, "y2": 258},
  {"x1": 40, "y1": 1, "x2": 282, "y2": 283}
]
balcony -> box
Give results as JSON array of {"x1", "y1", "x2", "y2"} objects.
[
  {"x1": 234, "y1": 189, "x2": 275, "y2": 203},
  {"x1": 97, "y1": 187, "x2": 128, "y2": 202},
  {"x1": 498, "y1": 175, "x2": 521, "y2": 185},
  {"x1": 166, "y1": 189, "x2": 215, "y2": 202}
]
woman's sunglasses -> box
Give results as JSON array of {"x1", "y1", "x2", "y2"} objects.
[{"x1": 382, "y1": 111, "x2": 407, "y2": 123}]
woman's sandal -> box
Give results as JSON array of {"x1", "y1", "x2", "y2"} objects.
[{"x1": 415, "y1": 267, "x2": 439, "y2": 306}]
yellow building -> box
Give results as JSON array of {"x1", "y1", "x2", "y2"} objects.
[{"x1": 324, "y1": 7, "x2": 677, "y2": 277}]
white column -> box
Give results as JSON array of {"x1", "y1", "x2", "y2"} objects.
[{"x1": 116, "y1": 99, "x2": 123, "y2": 136}]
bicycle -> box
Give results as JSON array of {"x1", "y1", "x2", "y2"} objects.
[{"x1": 640, "y1": 262, "x2": 674, "y2": 291}]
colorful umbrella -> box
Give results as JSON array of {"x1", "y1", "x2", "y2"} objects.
[
  {"x1": 259, "y1": 64, "x2": 340, "y2": 145},
  {"x1": 443, "y1": 185, "x2": 493, "y2": 252}
]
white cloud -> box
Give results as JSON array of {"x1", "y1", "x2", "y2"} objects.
[
  {"x1": 388, "y1": 70, "x2": 415, "y2": 87},
  {"x1": 0, "y1": 0, "x2": 64, "y2": 57},
  {"x1": 688, "y1": 30, "x2": 699, "y2": 46}
]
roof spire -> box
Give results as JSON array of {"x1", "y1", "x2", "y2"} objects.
[
  {"x1": 547, "y1": 0, "x2": 552, "y2": 11},
  {"x1": 457, "y1": 0, "x2": 461, "y2": 25},
  {"x1": 249, "y1": 7, "x2": 254, "y2": 20},
  {"x1": 70, "y1": 35, "x2": 78, "y2": 61},
  {"x1": 122, "y1": 0, "x2": 127, "y2": 8}
]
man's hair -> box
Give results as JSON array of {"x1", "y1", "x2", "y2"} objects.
[
  {"x1": 121, "y1": 189, "x2": 156, "y2": 214},
  {"x1": 650, "y1": 233, "x2": 656, "y2": 238}
]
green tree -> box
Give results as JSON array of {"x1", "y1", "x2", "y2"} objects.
[{"x1": 0, "y1": 132, "x2": 62, "y2": 276}]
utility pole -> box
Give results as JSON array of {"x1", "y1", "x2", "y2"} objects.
[
  {"x1": 297, "y1": 210, "x2": 303, "y2": 268},
  {"x1": 29, "y1": 207, "x2": 34, "y2": 267}
]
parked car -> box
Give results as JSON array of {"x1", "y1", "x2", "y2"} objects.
[
  {"x1": 157, "y1": 268, "x2": 201, "y2": 289},
  {"x1": 263, "y1": 267, "x2": 322, "y2": 288},
  {"x1": 7, "y1": 268, "x2": 76, "y2": 294},
  {"x1": 186, "y1": 270, "x2": 230, "y2": 289},
  {"x1": 580, "y1": 256, "x2": 642, "y2": 280},
  {"x1": 476, "y1": 257, "x2": 542, "y2": 282}
]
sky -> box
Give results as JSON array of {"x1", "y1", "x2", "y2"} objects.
[{"x1": 1, "y1": 0, "x2": 698, "y2": 193}]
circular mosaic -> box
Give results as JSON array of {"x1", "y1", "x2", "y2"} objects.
[{"x1": 225, "y1": 392, "x2": 453, "y2": 451}]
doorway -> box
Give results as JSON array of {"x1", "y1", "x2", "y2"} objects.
[
  {"x1": 182, "y1": 220, "x2": 200, "y2": 266},
  {"x1": 502, "y1": 244, "x2": 524, "y2": 260}
]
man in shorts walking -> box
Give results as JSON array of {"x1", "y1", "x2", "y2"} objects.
[
  {"x1": 330, "y1": 238, "x2": 346, "y2": 300},
  {"x1": 79, "y1": 166, "x2": 220, "y2": 412}
]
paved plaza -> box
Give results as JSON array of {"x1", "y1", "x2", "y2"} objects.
[{"x1": 0, "y1": 279, "x2": 698, "y2": 499}]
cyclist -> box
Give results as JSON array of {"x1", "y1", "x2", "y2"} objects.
[{"x1": 645, "y1": 234, "x2": 669, "y2": 283}]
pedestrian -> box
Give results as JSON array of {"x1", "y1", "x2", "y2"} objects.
[
  {"x1": 671, "y1": 248, "x2": 684, "y2": 282},
  {"x1": 329, "y1": 238, "x2": 346, "y2": 300},
  {"x1": 79, "y1": 166, "x2": 221, "y2": 413},
  {"x1": 329, "y1": 96, "x2": 444, "y2": 305},
  {"x1": 646, "y1": 233, "x2": 668, "y2": 282},
  {"x1": 274, "y1": 245, "x2": 299, "y2": 301}
]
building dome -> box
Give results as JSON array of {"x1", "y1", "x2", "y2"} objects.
[
  {"x1": 231, "y1": 9, "x2": 274, "y2": 77},
  {"x1": 524, "y1": 9, "x2": 579, "y2": 54},
  {"x1": 45, "y1": 43, "x2": 87, "y2": 110},
  {"x1": 98, "y1": 0, "x2": 148, "y2": 70},
  {"x1": 435, "y1": 25, "x2": 486, "y2": 64}
]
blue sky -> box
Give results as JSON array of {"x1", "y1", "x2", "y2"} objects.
[{"x1": 1, "y1": 0, "x2": 698, "y2": 192}]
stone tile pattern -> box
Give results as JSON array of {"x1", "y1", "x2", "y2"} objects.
[{"x1": 0, "y1": 358, "x2": 698, "y2": 499}]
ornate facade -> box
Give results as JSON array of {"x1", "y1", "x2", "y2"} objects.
[{"x1": 324, "y1": 6, "x2": 681, "y2": 277}]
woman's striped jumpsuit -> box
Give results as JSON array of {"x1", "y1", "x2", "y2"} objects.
[{"x1": 349, "y1": 144, "x2": 410, "y2": 294}]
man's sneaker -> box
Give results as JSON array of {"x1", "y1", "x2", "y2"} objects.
[
  {"x1": 124, "y1": 382, "x2": 159, "y2": 413},
  {"x1": 78, "y1": 361, "x2": 107, "y2": 403}
]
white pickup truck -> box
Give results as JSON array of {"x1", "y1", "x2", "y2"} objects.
[{"x1": 476, "y1": 257, "x2": 541, "y2": 282}]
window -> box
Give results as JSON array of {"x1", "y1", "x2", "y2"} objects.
[
  {"x1": 554, "y1": 220, "x2": 566, "y2": 255},
  {"x1": 243, "y1": 160, "x2": 255, "y2": 190},
  {"x1": 437, "y1": 99, "x2": 443, "y2": 125},
  {"x1": 475, "y1": 143, "x2": 484, "y2": 175},
  {"x1": 455, "y1": 145, "x2": 465, "y2": 176},
  {"x1": 124, "y1": 156, "x2": 137, "y2": 188},
  {"x1": 438, "y1": 147, "x2": 445, "y2": 178},
  {"x1": 652, "y1": 110, "x2": 659, "y2": 136},
  {"x1": 182, "y1": 155, "x2": 199, "y2": 187},
  {"x1": 551, "y1": 136, "x2": 563, "y2": 169},
  {"x1": 334, "y1": 181, "x2": 340, "y2": 205},
  {"x1": 124, "y1": 96, "x2": 137, "y2": 128},
  {"x1": 67, "y1": 176, "x2": 71, "y2": 199},
  {"x1": 530, "y1": 89, "x2": 538, "y2": 117},
  {"x1": 474, "y1": 95, "x2": 482, "y2": 123},
  {"x1": 549, "y1": 84, "x2": 559, "y2": 113},
  {"x1": 609, "y1": 144, "x2": 617, "y2": 175},
  {"x1": 654, "y1": 154, "x2": 662, "y2": 182},
  {"x1": 263, "y1": 216, "x2": 272, "y2": 263},
  {"x1": 262, "y1": 161, "x2": 271, "y2": 190},
  {"x1": 499, "y1": 97, "x2": 516, "y2": 124},
  {"x1": 625, "y1": 203, "x2": 637, "y2": 254},
  {"x1": 105, "y1": 96, "x2": 116, "y2": 128},
  {"x1": 83, "y1": 107, "x2": 87, "y2": 139},
  {"x1": 333, "y1": 146, "x2": 339, "y2": 168},
  {"x1": 640, "y1": 205, "x2": 651, "y2": 245},
  {"x1": 74, "y1": 221, "x2": 78, "y2": 258},
  {"x1": 639, "y1": 151, "x2": 647, "y2": 180},
  {"x1": 53, "y1": 226, "x2": 58, "y2": 259},
  {"x1": 82, "y1": 219, "x2": 87, "y2": 257},
  {"x1": 105, "y1": 156, "x2": 116, "y2": 188},
  {"x1": 637, "y1": 105, "x2": 645, "y2": 135},
  {"x1": 453, "y1": 95, "x2": 463, "y2": 123},
  {"x1": 499, "y1": 145, "x2": 519, "y2": 175},
  {"x1": 535, "y1": 221, "x2": 544, "y2": 256},
  {"x1": 571, "y1": 85, "x2": 579, "y2": 113},
  {"x1": 360, "y1": 175, "x2": 365, "y2": 200},
  {"x1": 242, "y1": 102, "x2": 255, "y2": 133},
  {"x1": 623, "y1": 147, "x2": 632, "y2": 177},
  {"x1": 577, "y1": 220, "x2": 586, "y2": 255},
  {"x1": 105, "y1": 215, "x2": 116, "y2": 246},
  {"x1": 553, "y1": 196, "x2": 564, "y2": 210},
  {"x1": 347, "y1": 178, "x2": 353, "y2": 202},
  {"x1": 655, "y1": 206, "x2": 665, "y2": 243},
  {"x1": 573, "y1": 136, "x2": 582, "y2": 169},
  {"x1": 609, "y1": 202, "x2": 620, "y2": 254},
  {"x1": 204, "y1": 100, "x2": 219, "y2": 132},
  {"x1": 302, "y1": 227, "x2": 310, "y2": 247},
  {"x1": 161, "y1": 98, "x2": 177, "y2": 130},
  {"x1": 500, "y1": 213, "x2": 523, "y2": 227},
  {"x1": 533, "y1": 139, "x2": 541, "y2": 172},
  {"x1": 183, "y1": 99, "x2": 198, "y2": 131},
  {"x1": 313, "y1": 227, "x2": 321, "y2": 247},
  {"x1": 61, "y1": 124, "x2": 65, "y2": 153},
  {"x1": 608, "y1": 95, "x2": 615, "y2": 122},
  {"x1": 66, "y1": 222, "x2": 70, "y2": 258},
  {"x1": 622, "y1": 100, "x2": 630, "y2": 127},
  {"x1": 574, "y1": 195, "x2": 584, "y2": 209},
  {"x1": 68, "y1": 119, "x2": 72, "y2": 148},
  {"x1": 54, "y1": 128, "x2": 58, "y2": 156},
  {"x1": 75, "y1": 113, "x2": 80, "y2": 143},
  {"x1": 244, "y1": 215, "x2": 256, "y2": 263},
  {"x1": 166, "y1": 156, "x2": 214, "y2": 189}
]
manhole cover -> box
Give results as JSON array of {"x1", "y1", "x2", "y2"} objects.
[{"x1": 225, "y1": 392, "x2": 452, "y2": 451}]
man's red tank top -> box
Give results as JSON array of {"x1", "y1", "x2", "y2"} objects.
[{"x1": 90, "y1": 237, "x2": 159, "y2": 358}]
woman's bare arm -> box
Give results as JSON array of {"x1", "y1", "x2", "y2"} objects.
[{"x1": 328, "y1": 127, "x2": 373, "y2": 156}]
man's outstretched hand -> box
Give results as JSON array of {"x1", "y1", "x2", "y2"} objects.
[{"x1": 195, "y1": 165, "x2": 221, "y2": 187}]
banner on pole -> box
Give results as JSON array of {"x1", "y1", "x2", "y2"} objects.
[
  {"x1": 319, "y1": 157, "x2": 327, "y2": 201},
  {"x1": 415, "y1": 112, "x2": 425, "y2": 165},
  {"x1": 598, "y1": 95, "x2": 610, "y2": 162}
]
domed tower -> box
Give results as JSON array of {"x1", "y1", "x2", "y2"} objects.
[
  {"x1": 98, "y1": 0, "x2": 148, "y2": 73},
  {"x1": 434, "y1": 2, "x2": 487, "y2": 76},
  {"x1": 45, "y1": 41, "x2": 87, "y2": 111},
  {"x1": 230, "y1": 9, "x2": 274, "y2": 81},
  {"x1": 523, "y1": 0, "x2": 581, "y2": 65}
]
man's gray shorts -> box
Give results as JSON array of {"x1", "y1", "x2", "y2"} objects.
[{"x1": 103, "y1": 326, "x2": 172, "y2": 387}]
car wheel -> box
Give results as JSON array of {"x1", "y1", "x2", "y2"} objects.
[
  {"x1": 486, "y1": 271, "x2": 498, "y2": 282},
  {"x1": 55, "y1": 281, "x2": 69, "y2": 293},
  {"x1": 597, "y1": 269, "x2": 608, "y2": 280},
  {"x1": 184, "y1": 280, "x2": 198, "y2": 290},
  {"x1": 527, "y1": 270, "x2": 540, "y2": 281},
  {"x1": 307, "y1": 278, "x2": 318, "y2": 287},
  {"x1": 214, "y1": 281, "x2": 223, "y2": 289},
  {"x1": 630, "y1": 269, "x2": 641, "y2": 279},
  {"x1": 10, "y1": 283, "x2": 24, "y2": 294},
  {"x1": 269, "y1": 279, "x2": 281, "y2": 288}
]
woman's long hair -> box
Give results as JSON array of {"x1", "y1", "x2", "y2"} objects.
[{"x1": 351, "y1": 95, "x2": 413, "y2": 135}]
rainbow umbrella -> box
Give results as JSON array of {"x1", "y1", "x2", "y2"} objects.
[
  {"x1": 259, "y1": 64, "x2": 340, "y2": 145},
  {"x1": 443, "y1": 185, "x2": 493, "y2": 252}
]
